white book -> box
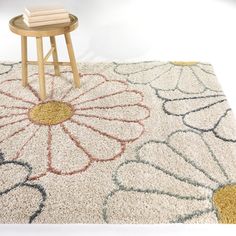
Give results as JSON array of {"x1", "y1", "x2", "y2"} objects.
[
  {"x1": 24, "y1": 6, "x2": 67, "y2": 17},
  {"x1": 23, "y1": 18, "x2": 70, "y2": 27},
  {"x1": 23, "y1": 13, "x2": 69, "y2": 23}
]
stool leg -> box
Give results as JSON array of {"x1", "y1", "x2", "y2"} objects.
[
  {"x1": 21, "y1": 36, "x2": 28, "y2": 87},
  {"x1": 36, "y1": 37, "x2": 46, "y2": 101},
  {"x1": 64, "y1": 33, "x2": 80, "y2": 88},
  {"x1": 50, "y1": 36, "x2": 60, "y2": 76}
]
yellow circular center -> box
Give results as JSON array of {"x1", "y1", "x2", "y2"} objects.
[
  {"x1": 170, "y1": 61, "x2": 198, "y2": 66},
  {"x1": 29, "y1": 101, "x2": 73, "y2": 125},
  {"x1": 213, "y1": 184, "x2": 236, "y2": 224}
]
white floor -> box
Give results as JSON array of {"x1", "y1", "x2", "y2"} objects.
[{"x1": 1, "y1": 0, "x2": 236, "y2": 235}]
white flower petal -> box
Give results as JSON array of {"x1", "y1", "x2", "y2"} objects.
[
  {"x1": 114, "y1": 61, "x2": 166, "y2": 75},
  {"x1": 178, "y1": 67, "x2": 205, "y2": 93},
  {"x1": 49, "y1": 125, "x2": 90, "y2": 174},
  {"x1": 64, "y1": 73, "x2": 106, "y2": 102},
  {"x1": 183, "y1": 100, "x2": 229, "y2": 130},
  {"x1": 104, "y1": 190, "x2": 212, "y2": 223},
  {"x1": 214, "y1": 109, "x2": 236, "y2": 142},
  {"x1": 138, "y1": 142, "x2": 218, "y2": 189},
  {"x1": 117, "y1": 63, "x2": 172, "y2": 84},
  {"x1": 72, "y1": 81, "x2": 127, "y2": 105},
  {"x1": 1, "y1": 124, "x2": 39, "y2": 160},
  {"x1": 0, "y1": 119, "x2": 30, "y2": 145},
  {"x1": 157, "y1": 89, "x2": 222, "y2": 100},
  {"x1": 192, "y1": 66, "x2": 221, "y2": 91},
  {"x1": 63, "y1": 120, "x2": 124, "y2": 161},
  {"x1": 76, "y1": 90, "x2": 143, "y2": 109},
  {"x1": 0, "y1": 184, "x2": 43, "y2": 223},
  {"x1": 0, "y1": 79, "x2": 39, "y2": 104},
  {"x1": 116, "y1": 161, "x2": 212, "y2": 199},
  {"x1": 18, "y1": 126, "x2": 49, "y2": 179},
  {"x1": 197, "y1": 63, "x2": 215, "y2": 74},
  {"x1": 75, "y1": 116, "x2": 144, "y2": 142},
  {"x1": 75, "y1": 105, "x2": 149, "y2": 122},
  {"x1": 0, "y1": 106, "x2": 28, "y2": 117},
  {"x1": 164, "y1": 95, "x2": 226, "y2": 116},
  {"x1": 203, "y1": 132, "x2": 236, "y2": 182},
  {"x1": 168, "y1": 131, "x2": 228, "y2": 184},
  {"x1": 0, "y1": 162, "x2": 29, "y2": 193},
  {"x1": 0, "y1": 92, "x2": 32, "y2": 108},
  {"x1": 184, "y1": 210, "x2": 218, "y2": 223},
  {"x1": 150, "y1": 66, "x2": 181, "y2": 90}
]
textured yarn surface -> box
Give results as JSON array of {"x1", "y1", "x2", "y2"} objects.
[{"x1": 0, "y1": 61, "x2": 236, "y2": 224}]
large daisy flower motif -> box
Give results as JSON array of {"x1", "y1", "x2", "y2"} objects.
[
  {"x1": 161, "y1": 94, "x2": 236, "y2": 143},
  {"x1": 0, "y1": 152, "x2": 46, "y2": 223},
  {"x1": 0, "y1": 71, "x2": 150, "y2": 179},
  {"x1": 103, "y1": 130, "x2": 236, "y2": 224},
  {"x1": 114, "y1": 61, "x2": 221, "y2": 94}
]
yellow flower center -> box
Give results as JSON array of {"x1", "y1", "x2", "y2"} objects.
[
  {"x1": 170, "y1": 61, "x2": 198, "y2": 66},
  {"x1": 213, "y1": 184, "x2": 236, "y2": 224},
  {"x1": 29, "y1": 101, "x2": 74, "y2": 125}
]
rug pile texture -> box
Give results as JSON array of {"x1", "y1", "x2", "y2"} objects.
[{"x1": 1, "y1": 61, "x2": 236, "y2": 224}]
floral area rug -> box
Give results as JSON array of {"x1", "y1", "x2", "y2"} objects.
[{"x1": 1, "y1": 61, "x2": 236, "y2": 224}]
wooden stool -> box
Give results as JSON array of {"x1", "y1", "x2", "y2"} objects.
[{"x1": 9, "y1": 14, "x2": 80, "y2": 100}]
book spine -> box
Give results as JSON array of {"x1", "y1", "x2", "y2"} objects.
[
  {"x1": 23, "y1": 13, "x2": 69, "y2": 23},
  {"x1": 24, "y1": 8, "x2": 67, "y2": 17},
  {"x1": 24, "y1": 18, "x2": 70, "y2": 27}
]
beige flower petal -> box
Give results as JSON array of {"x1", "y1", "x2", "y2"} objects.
[
  {"x1": 49, "y1": 125, "x2": 91, "y2": 175},
  {"x1": 168, "y1": 131, "x2": 228, "y2": 184},
  {"x1": 0, "y1": 123, "x2": 39, "y2": 160},
  {"x1": 72, "y1": 80, "x2": 127, "y2": 105},
  {"x1": 157, "y1": 89, "x2": 222, "y2": 100},
  {"x1": 18, "y1": 126, "x2": 49, "y2": 179},
  {"x1": 114, "y1": 61, "x2": 166, "y2": 75},
  {"x1": 150, "y1": 66, "x2": 181, "y2": 90},
  {"x1": 203, "y1": 132, "x2": 236, "y2": 182},
  {"x1": 115, "y1": 161, "x2": 212, "y2": 199},
  {"x1": 64, "y1": 73, "x2": 106, "y2": 102},
  {"x1": 0, "y1": 184, "x2": 43, "y2": 223},
  {"x1": 214, "y1": 109, "x2": 236, "y2": 142},
  {"x1": 0, "y1": 106, "x2": 28, "y2": 117},
  {"x1": 178, "y1": 67, "x2": 205, "y2": 93},
  {"x1": 183, "y1": 100, "x2": 229, "y2": 130},
  {"x1": 0, "y1": 79, "x2": 39, "y2": 104},
  {"x1": 115, "y1": 62, "x2": 172, "y2": 84},
  {"x1": 104, "y1": 190, "x2": 212, "y2": 223},
  {"x1": 164, "y1": 95, "x2": 226, "y2": 116},
  {"x1": 184, "y1": 210, "x2": 218, "y2": 223},
  {"x1": 138, "y1": 141, "x2": 218, "y2": 189},
  {"x1": 63, "y1": 120, "x2": 124, "y2": 161},
  {"x1": 75, "y1": 105, "x2": 149, "y2": 122},
  {"x1": 0, "y1": 162, "x2": 29, "y2": 193},
  {"x1": 197, "y1": 63, "x2": 215, "y2": 74},
  {"x1": 0, "y1": 119, "x2": 30, "y2": 146},
  {"x1": 192, "y1": 66, "x2": 221, "y2": 91},
  {"x1": 75, "y1": 90, "x2": 143, "y2": 109},
  {"x1": 75, "y1": 116, "x2": 144, "y2": 142},
  {"x1": 0, "y1": 92, "x2": 32, "y2": 108},
  {"x1": 0, "y1": 114, "x2": 28, "y2": 129}
]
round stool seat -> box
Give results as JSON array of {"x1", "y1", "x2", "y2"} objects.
[{"x1": 9, "y1": 14, "x2": 78, "y2": 37}]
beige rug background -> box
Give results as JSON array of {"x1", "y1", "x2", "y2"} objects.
[{"x1": 0, "y1": 61, "x2": 236, "y2": 224}]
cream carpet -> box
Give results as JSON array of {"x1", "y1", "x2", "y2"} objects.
[{"x1": 0, "y1": 61, "x2": 236, "y2": 224}]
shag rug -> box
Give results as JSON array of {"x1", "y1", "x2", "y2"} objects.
[{"x1": 1, "y1": 61, "x2": 236, "y2": 224}]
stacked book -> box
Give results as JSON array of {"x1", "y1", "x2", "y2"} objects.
[{"x1": 23, "y1": 6, "x2": 70, "y2": 27}]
